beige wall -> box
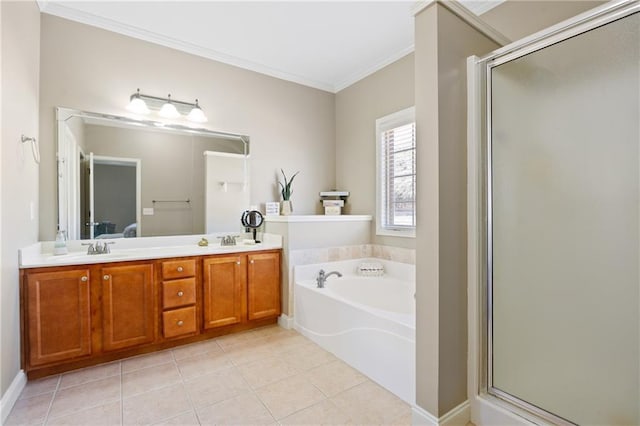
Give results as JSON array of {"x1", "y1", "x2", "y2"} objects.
[
  {"x1": 1, "y1": 0, "x2": 40, "y2": 398},
  {"x1": 335, "y1": 53, "x2": 415, "y2": 249},
  {"x1": 482, "y1": 0, "x2": 605, "y2": 42},
  {"x1": 39, "y1": 15, "x2": 336, "y2": 240},
  {"x1": 415, "y1": 2, "x2": 499, "y2": 417}
]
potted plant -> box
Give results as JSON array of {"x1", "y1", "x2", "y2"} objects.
[{"x1": 278, "y1": 169, "x2": 299, "y2": 215}]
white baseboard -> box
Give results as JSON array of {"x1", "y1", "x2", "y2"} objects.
[
  {"x1": 0, "y1": 370, "x2": 27, "y2": 423},
  {"x1": 412, "y1": 400, "x2": 470, "y2": 426},
  {"x1": 278, "y1": 313, "x2": 294, "y2": 329}
]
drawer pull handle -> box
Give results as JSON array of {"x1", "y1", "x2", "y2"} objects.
[
  {"x1": 177, "y1": 266, "x2": 184, "y2": 272},
  {"x1": 177, "y1": 320, "x2": 184, "y2": 326},
  {"x1": 81, "y1": 276, "x2": 88, "y2": 282},
  {"x1": 177, "y1": 291, "x2": 184, "y2": 297},
  {"x1": 103, "y1": 275, "x2": 110, "y2": 281}
]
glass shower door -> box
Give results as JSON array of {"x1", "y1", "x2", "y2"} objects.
[{"x1": 489, "y1": 11, "x2": 639, "y2": 425}]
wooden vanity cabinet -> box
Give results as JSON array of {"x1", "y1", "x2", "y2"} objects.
[
  {"x1": 21, "y1": 249, "x2": 280, "y2": 378},
  {"x1": 160, "y1": 258, "x2": 198, "y2": 339},
  {"x1": 247, "y1": 252, "x2": 281, "y2": 320},
  {"x1": 202, "y1": 254, "x2": 246, "y2": 329},
  {"x1": 101, "y1": 263, "x2": 155, "y2": 351},
  {"x1": 24, "y1": 268, "x2": 92, "y2": 367}
]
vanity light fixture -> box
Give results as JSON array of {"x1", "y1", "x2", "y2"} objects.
[{"x1": 126, "y1": 89, "x2": 208, "y2": 123}]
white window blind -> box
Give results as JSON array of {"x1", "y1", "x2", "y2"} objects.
[{"x1": 376, "y1": 107, "x2": 416, "y2": 237}]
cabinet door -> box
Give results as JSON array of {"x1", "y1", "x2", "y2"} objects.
[
  {"x1": 26, "y1": 269, "x2": 92, "y2": 366},
  {"x1": 247, "y1": 252, "x2": 281, "y2": 320},
  {"x1": 102, "y1": 263, "x2": 155, "y2": 351},
  {"x1": 203, "y1": 255, "x2": 245, "y2": 329}
]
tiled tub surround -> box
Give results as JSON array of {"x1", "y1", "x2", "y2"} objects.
[
  {"x1": 5, "y1": 325, "x2": 411, "y2": 425},
  {"x1": 294, "y1": 259, "x2": 415, "y2": 405}
]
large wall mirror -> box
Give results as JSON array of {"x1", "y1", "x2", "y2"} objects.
[{"x1": 57, "y1": 107, "x2": 250, "y2": 240}]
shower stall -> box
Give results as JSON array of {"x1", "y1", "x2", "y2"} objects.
[{"x1": 468, "y1": 1, "x2": 639, "y2": 424}]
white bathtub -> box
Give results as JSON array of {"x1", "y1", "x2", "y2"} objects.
[{"x1": 294, "y1": 258, "x2": 415, "y2": 404}]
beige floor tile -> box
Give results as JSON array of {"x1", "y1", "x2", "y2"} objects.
[
  {"x1": 215, "y1": 330, "x2": 257, "y2": 350},
  {"x1": 279, "y1": 399, "x2": 352, "y2": 425},
  {"x1": 122, "y1": 362, "x2": 182, "y2": 397},
  {"x1": 122, "y1": 383, "x2": 191, "y2": 425},
  {"x1": 255, "y1": 374, "x2": 325, "y2": 420},
  {"x1": 121, "y1": 351, "x2": 174, "y2": 373},
  {"x1": 197, "y1": 393, "x2": 275, "y2": 425},
  {"x1": 280, "y1": 342, "x2": 336, "y2": 371},
  {"x1": 223, "y1": 337, "x2": 274, "y2": 366},
  {"x1": 305, "y1": 360, "x2": 367, "y2": 397},
  {"x1": 171, "y1": 339, "x2": 221, "y2": 361},
  {"x1": 391, "y1": 411, "x2": 414, "y2": 425},
  {"x1": 175, "y1": 351, "x2": 232, "y2": 380},
  {"x1": 250, "y1": 325, "x2": 292, "y2": 339},
  {"x1": 46, "y1": 401, "x2": 121, "y2": 426},
  {"x1": 237, "y1": 356, "x2": 298, "y2": 389},
  {"x1": 185, "y1": 366, "x2": 250, "y2": 408},
  {"x1": 48, "y1": 376, "x2": 120, "y2": 420},
  {"x1": 19, "y1": 376, "x2": 59, "y2": 400},
  {"x1": 265, "y1": 333, "x2": 311, "y2": 354},
  {"x1": 59, "y1": 362, "x2": 120, "y2": 389},
  {"x1": 330, "y1": 381, "x2": 410, "y2": 424},
  {"x1": 4, "y1": 392, "x2": 53, "y2": 426},
  {"x1": 152, "y1": 411, "x2": 199, "y2": 425}
]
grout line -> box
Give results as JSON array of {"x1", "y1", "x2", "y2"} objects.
[
  {"x1": 170, "y1": 347, "x2": 202, "y2": 425},
  {"x1": 119, "y1": 362, "x2": 123, "y2": 426},
  {"x1": 41, "y1": 375, "x2": 61, "y2": 425}
]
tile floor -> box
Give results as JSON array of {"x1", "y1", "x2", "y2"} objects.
[{"x1": 6, "y1": 326, "x2": 412, "y2": 425}]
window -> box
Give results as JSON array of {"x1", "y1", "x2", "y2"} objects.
[{"x1": 376, "y1": 107, "x2": 416, "y2": 237}]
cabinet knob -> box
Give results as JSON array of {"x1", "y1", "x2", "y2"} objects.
[
  {"x1": 81, "y1": 276, "x2": 88, "y2": 282},
  {"x1": 250, "y1": 260, "x2": 254, "y2": 264},
  {"x1": 177, "y1": 266, "x2": 184, "y2": 272},
  {"x1": 236, "y1": 261, "x2": 241, "y2": 265},
  {"x1": 103, "y1": 275, "x2": 110, "y2": 281},
  {"x1": 177, "y1": 291, "x2": 184, "y2": 297},
  {"x1": 177, "y1": 320, "x2": 184, "y2": 326}
]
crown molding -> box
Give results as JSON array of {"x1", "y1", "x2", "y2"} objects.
[
  {"x1": 465, "y1": 0, "x2": 505, "y2": 16},
  {"x1": 412, "y1": 0, "x2": 511, "y2": 46},
  {"x1": 334, "y1": 46, "x2": 415, "y2": 93},
  {"x1": 38, "y1": 2, "x2": 336, "y2": 93}
]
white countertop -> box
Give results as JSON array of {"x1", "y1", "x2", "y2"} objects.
[
  {"x1": 264, "y1": 214, "x2": 372, "y2": 223},
  {"x1": 20, "y1": 233, "x2": 282, "y2": 268}
]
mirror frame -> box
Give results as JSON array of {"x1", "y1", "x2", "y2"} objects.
[{"x1": 56, "y1": 107, "x2": 250, "y2": 239}]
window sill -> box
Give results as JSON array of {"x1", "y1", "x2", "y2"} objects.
[{"x1": 376, "y1": 228, "x2": 416, "y2": 238}]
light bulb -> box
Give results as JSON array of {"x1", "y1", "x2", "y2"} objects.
[
  {"x1": 159, "y1": 94, "x2": 180, "y2": 119},
  {"x1": 187, "y1": 100, "x2": 208, "y2": 123},
  {"x1": 126, "y1": 89, "x2": 150, "y2": 114}
]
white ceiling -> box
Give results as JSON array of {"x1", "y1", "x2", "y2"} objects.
[{"x1": 37, "y1": 1, "x2": 504, "y2": 93}]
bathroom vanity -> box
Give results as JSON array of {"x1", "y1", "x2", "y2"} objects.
[{"x1": 18, "y1": 236, "x2": 281, "y2": 379}]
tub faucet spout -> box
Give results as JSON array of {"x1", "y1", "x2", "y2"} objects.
[{"x1": 316, "y1": 269, "x2": 342, "y2": 288}]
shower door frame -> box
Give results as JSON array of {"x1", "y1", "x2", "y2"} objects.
[{"x1": 467, "y1": 1, "x2": 640, "y2": 424}]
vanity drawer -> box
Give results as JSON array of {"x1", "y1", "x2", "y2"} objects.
[
  {"x1": 163, "y1": 306, "x2": 197, "y2": 338},
  {"x1": 163, "y1": 278, "x2": 196, "y2": 309},
  {"x1": 162, "y1": 259, "x2": 196, "y2": 280}
]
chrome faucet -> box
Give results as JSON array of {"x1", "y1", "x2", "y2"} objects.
[
  {"x1": 82, "y1": 241, "x2": 114, "y2": 255},
  {"x1": 218, "y1": 235, "x2": 239, "y2": 246},
  {"x1": 316, "y1": 269, "x2": 342, "y2": 288}
]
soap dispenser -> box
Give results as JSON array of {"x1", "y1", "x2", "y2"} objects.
[{"x1": 53, "y1": 229, "x2": 68, "y2": 255}]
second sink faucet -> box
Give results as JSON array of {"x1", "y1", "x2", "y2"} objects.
[
  {"x1": 82, "y1": 241, "x2": 114, "y2": 255},
  {"x1": 316, "y1": 269, "x2": 342, "y2": 288}
]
